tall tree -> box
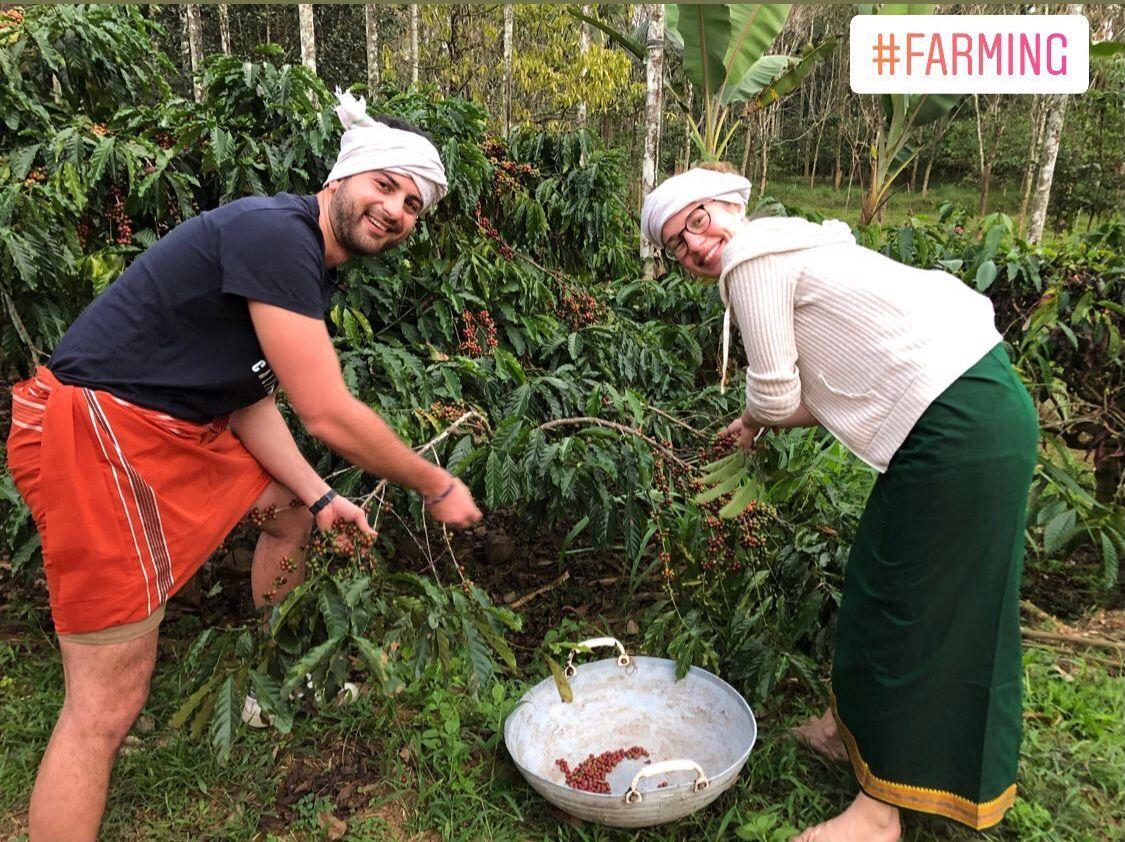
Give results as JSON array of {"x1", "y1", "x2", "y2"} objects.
[
  {"x1": 410, "y1": 5, "x2": 420, "y2": 86},
  {"x1": 1027, "y1": 92, "x2": 1071, "y2": 244},
  {"x1": 298, "y1": 4, "x2": 316, "y2": 74},
  {"x1": 640, "y1": 4, "x2": 665, "y2": 279},
  {"x1": 577, "y1": 4, "x2": 590, "y2": 128},
  {"x1": 973, "y1": 94, "x2": 1007, "y2": 215},
  {"x1": 218, "y1": 4, "x2": 231, "y2": 55},
  {"x1": 365, "y1": 5, "x2": 381, "y2": 91},
  {"x1": 1019, "y1": 96, "x2": 1047, "y2": 233},
  {"x1": 1027, "y1": 2, "x2": 1085, "y2": 243},
  {"x1": 185, "y1": 4, "x2": 203, "y2": 103},
  {"x1": 503, "y1": 4, "x2": 514, "y2": 137}
]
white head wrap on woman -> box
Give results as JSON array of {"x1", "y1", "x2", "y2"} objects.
[
  {"x1": 324, "y1": 88, "x2": 448, "y2": 213},
  {"x1": 640, "y1": 168, "x2": 751, "y2": 248},
  {"x1": 641, "y1": 167, "x2": 752, "y2": 394}
]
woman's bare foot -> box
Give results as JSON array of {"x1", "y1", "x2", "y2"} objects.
[
  {"x1": 791, "y1": 708, "x2": 849, "y2": 762},
  {"x1": 792, "y1": 791, "x2": 901, "y2": 842}
]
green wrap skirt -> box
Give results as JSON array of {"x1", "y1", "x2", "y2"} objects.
[{"x1": 831, "y1": 344, "x2": 1038, "y2": 829}]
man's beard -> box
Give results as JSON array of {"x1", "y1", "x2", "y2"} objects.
[{"x1": 329, "y1": 180, "x2": 403, "y2": 257}]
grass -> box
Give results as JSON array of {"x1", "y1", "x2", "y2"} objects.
[
  {"x1": 760, "y1": 176, "x2": 1025, "y2": 230},
  {"x1": 1, "y1": 611, "x2": 1121, "y2": 841}
]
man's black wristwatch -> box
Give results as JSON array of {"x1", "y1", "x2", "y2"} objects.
[{"x1": 309, "y1": 489, "x2": 338, "y2": 516}]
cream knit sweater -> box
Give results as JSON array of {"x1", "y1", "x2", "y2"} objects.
[{"x1": 718, "y1": 216, "x2": 1002, "y2": 472}]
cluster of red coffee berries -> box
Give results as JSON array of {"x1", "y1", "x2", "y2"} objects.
[
  {"x1": 699, "y1": 430, "x2": 739, "y2": 462},
  {"x1": 650, "y1": 449, "x2": 694, "y2": 581},
  {"x1": 556, "y1": 746, "x2": 650, "y2": 794},
  {"x1": 157, "y1": 198, "x2": 182, "y2": 235},
  {"x1": 558, "y1": 285, "x2": 603, "y2": 330},
  {"x1": 481, "y1": 138, "x2": 507, "y2": 159},
  {"x1": 22, "y1": 167, "x2": 46, "y2": 187},
  {"x1": 481, "y1": 138, "x2": 538, "y2": 181},
  {"x1": 486, "y1": 145, "x2": 537, "y2": 194},
  {"x1": 245, "y1": 503, "x2": 281, "y2": 528},
  {"x1": 698, "y1": 498, "x2": 769, "y2": 575},
  {"x1": 459, "y1": 309, "x2": 499, "y2": 356},
  {"x1": 260, "y1": 553, "x2": 301, "y2": 605},
  {"x1": 106, "y1": 186, "x2": 133, "y2": 245},
  {"x1": 473, "y1": 202, "x2": 515, "y2": 260},
  {"x1": 429, "y1": 401, "x2": 468, "y2": 423},
  {"x1": 305, "y1": 520, "x2": 379, "y2": 579}
]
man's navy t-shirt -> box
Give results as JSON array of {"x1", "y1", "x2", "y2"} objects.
[{"x1": 49, "y1": 193, "x2": 337, "y2": 423}]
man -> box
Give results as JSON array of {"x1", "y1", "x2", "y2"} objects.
[{"x1": 6, "y1": 89, "x2": 482, "y2": 841}]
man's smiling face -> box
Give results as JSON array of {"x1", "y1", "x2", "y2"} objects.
[{"x1": 328, "y1": 169, "x2": 424, "y2": 257}]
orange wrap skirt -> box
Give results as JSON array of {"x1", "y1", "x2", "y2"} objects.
[{"x1": 6, "y1": 367, "x2": 270, "y2": 635}]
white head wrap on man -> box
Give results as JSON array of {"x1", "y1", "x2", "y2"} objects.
[
  {"x1": 640, "y1": 167, "x2": 752, "y2": 395},
  {"x1": 324, "y1": 88, "x2": 448, "y2": 213}
]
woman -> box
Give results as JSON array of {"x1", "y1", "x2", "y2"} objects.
[{"x1": 641, "y1": 164, "x2": 1037, "y2": 841}]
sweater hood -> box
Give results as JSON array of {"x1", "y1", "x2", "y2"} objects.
[{"x1": 718, "y1": 217, "x2": 856, "y2": 304}]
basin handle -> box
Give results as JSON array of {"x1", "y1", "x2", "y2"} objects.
[
  {"x1": 564, "y1": 637, "x2": 631, "y2": 678},
  {"x1": 624, "y1": 759, "x2": 710, "y2": 803}
]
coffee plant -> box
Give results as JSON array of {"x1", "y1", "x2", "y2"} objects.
[{"x1": 1, "y1": 6, "x2": 1121, "y2": 761}]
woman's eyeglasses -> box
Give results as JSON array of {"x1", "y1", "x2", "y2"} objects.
[{"x1": 662, "y1": 204, "x2": 711, "y2": 261}]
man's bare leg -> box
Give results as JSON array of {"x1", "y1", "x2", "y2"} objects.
[
  {"x1": 247, "y1": 480, "x2": 313, "y2": 607},
  {"x1": 29, "y1": 629, "x2": 158, "y2": 842}
]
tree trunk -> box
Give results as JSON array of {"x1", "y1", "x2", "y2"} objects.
[
  {"x1": 973, "y1": 94, "x2": 987, "y2": 212},
  {"x1": 809, "y1": 123, "x2": 824, "y2": 190},
  {"x1": 502, "y1": 4, "x2": 514, "y2": 138},
  {"x1": 577, "y1": 4, "x2": 590, "y2": 128},
  {"x1": 844, "y1": 146, "x2": 859, "y2": 213},
  {"x1": 178, "y1": 5, "x2": 190, "y2": 79},
  {"x1": 640, "y1": 4, "x2": 664, "y2": 279},
  {"x1": 409, "y1": 5, "x2": 420, "y2": 86},
  {"x1": 1019, "y1": 96, "x2": 1048, "y2": 234},
  {"x1": 921, "y1": 155, "x2": 934, "y2": 197},
  {"x1": 758, "y1": 110, "x2": 770, "y2": 196},
  {"x1": 185, "y1": 4, "x2": 203, "y2": 103},
  {"x1": 298, "y1": 4, "x2": 316, "y2": 74},
  {"x1": 799, "y1": 84, "x2": 809, "y2": 179},
  {"x1": 1027, "y1": 93, "x2": 1070, "y2": 244},
  {"x1": 683, "y1": 81, "x2": 694, "y2": 170},
  {"x1": 1027, "y1": 3, "x2": 1082, "y2": 243},
  {"x1": 218, "y1": 5, "x2": 231, "y2": 55},
  {"x1": 833, "y1": 116, "x2": 845, "y2": 190},
  {"x1": 365, "y1": 5, "x2": 381, "y2": 91},
  {"x1": 980, "y1": 165, "x2": 993, "y2": 216},
  {"x1": 980, "y1": 115, "x2": 1005, "y2": 216},
  {"x1": 740, "y1": 110, "x2": 753, "y2": 179}
]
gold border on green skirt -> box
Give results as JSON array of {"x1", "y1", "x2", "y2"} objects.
[{"x1": 829, "y1": 694, "x2": 1017, "y2": 830}]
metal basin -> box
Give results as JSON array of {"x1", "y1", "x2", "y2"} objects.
[{"x1": 504, "y1": 638, "x2": 757, "y2": 828}]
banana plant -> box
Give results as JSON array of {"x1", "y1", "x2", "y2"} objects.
[
  {"x1": 857, "y1": 4, "x2": 961, "y2": 223},
  {"x1": 573, "y1": 4, "x2": 833, "y2": 161},
  {"x1": 668, "y1": 3, "x2": 791, "y2": 159}
]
